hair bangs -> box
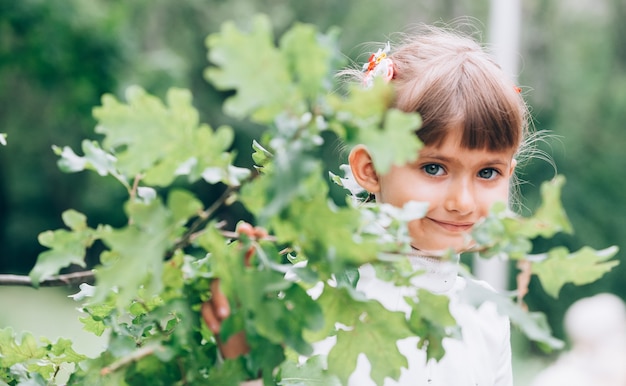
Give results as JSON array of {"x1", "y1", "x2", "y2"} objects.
[{"x1": 409, "y1": 55, "x2": 524, "y2": 152}]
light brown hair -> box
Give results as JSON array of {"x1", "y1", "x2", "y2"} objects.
[{"x1": 363, "y1": 26, "x2": 529, "y2": 153}]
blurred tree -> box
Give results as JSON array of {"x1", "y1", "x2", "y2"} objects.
[
  {"x1": 519, "y1": 0, "x2": 626, "y2": 339},
  {"x1": 0, "y1": 0, "x2": 126, "y2": 273}
]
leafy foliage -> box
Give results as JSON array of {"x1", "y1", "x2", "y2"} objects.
[
  {"x1": 531, "y1": 246, "x2": 619, "y2": 298},
  {"x1": 0, "y1": 328, "x2": 86, "y2": 384},
  {"x1": 0, "y1": 14, "x2": 618, "y2": 386}
]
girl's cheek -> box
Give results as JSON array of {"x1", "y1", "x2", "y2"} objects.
[{"x1": 481, "y1": 188, "x2": 510, "y2": 213}]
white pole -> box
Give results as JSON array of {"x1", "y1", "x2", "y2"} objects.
[
  {"x1": 487, "y1": 0, "x2": 522, "y2": 79},
  {"x1": 473, "y1": 0, "x2": 521, "y2": 292}
]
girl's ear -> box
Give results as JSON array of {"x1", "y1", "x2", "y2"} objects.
[
  {"x1": 348, "y1": 145, "x2": 381, "y2": 193},
  {"x1": 509, "y1": 159, "x2": 518, "y2": 177}
]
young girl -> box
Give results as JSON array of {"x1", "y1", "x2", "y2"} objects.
[
  {"x1": 205, "y1": 25, "x2": 528, "y2": 386},
  {"x1": 310, "y1": 25, "x2": 525, "y2": 386}
]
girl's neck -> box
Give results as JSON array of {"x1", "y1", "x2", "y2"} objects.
[{"x1": 407, "y1": 250, "x2": 460, "y2": 294}]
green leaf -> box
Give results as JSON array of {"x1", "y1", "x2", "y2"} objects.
[
  {"x1": 249, "y1": 280, "x2": 323, "y2": 355},
  {"x1": 206, "y1": 358, "x2": 247, "y2": 386},
  {"x1": 0, "y1": 328, "x2": 86, "y2": 382},
  {"x1": 330, "y1": 83, "x2": 423, "y2": 172},
  {"x1": 460, "y1": 276, "x2": 564, "y2": 350},
  {"x1": 251, "y1": 139, "x2": 273, "y2": 166},
  {"x1": 329, "y1": 80, "x2": 395, "y2": 133},
  {"x1": 93, "y1": 199, "x2": 182, "y2": 308},
  {"x1": 0, "y1": 328, "x2": 47, "y2": 368},
  {"x1": 206, "y1": 16, "x2": 341, "y2": 124},
  {"x1": 472, "y1": 176, "x2": 575, "y2": 260},
  {"x1": 471, "y1": 203, "x2": 534, "y2": 260},
  {"x1": 515, "y1": 175, "x2": 573, "y2": 238},
  {"x1": 61, "y1": 209, "x2": 89, "y2": 230},
  {"x1": 167, "y1": 189, "x2": 203, "y2": 224},
  {"x1": 268, "y1": 183, "x2": 380, "y2": 272},
  {"x1": 29, "y1": 209, "x2": 99, "y2": 286},
  {"x1": 93, "y1": 87, "x2": 237, "y2": 186},
  {"x1": 278, "y1": 355, "x2": 341, "y2": 386},
  {"x1": 79, "y1": 315, "x2": 108, "y2": 337},
  {"x1": 318, "y1": 286, "x2": 412, "y2": 385},
  {"x1": 47, "y1": 338, "x2": 87, "y2": 364},
  {"x1": 53, "y1": 140, "x2": 124, "y2": 186},
  {"x1": 358, "y1": 109, "x2": 423, "y2": 174},
  {"x1": 406, "y1": 289, "x2": 459, "y2": 361},
  {"x1": 532, "y1": 245, "x2": 619, "y2": 298},
  {"x1": 258, "y1": 150, "x2": 319, "y2": 221},
  {"x1": 280, "y1": 22, "x2": 341, "y2": 100},
  {"x1": 205, "y1": 14, "x2": 297, "y2": 123}
]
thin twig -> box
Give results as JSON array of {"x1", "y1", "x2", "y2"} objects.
[
  {"x1": 127, "y1": 174, "x2": 143, "y2": 225},
  {"x1": 0, "y1": 229, "x2": 279, "y2": 288},
  {"x1": 100, "y1": 345, "x2": 164, "y2": 376},
  {"x1": 167, "y1": 187, "x2": 236, "y2": 256},
  {"x1": 129, "y1": 174, "x2": 142, "y2": 202},
  {"x1": 0, "y1": 270, "x2": 95, "y2": 287}
]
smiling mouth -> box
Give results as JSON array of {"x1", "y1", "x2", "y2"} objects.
[{"x1": 428, "y1": 218, "x2": 474, "y2": 232}]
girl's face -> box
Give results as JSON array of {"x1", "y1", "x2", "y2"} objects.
[{"x1": 374, "y1": 131, "x2": 516, "y2": 254}]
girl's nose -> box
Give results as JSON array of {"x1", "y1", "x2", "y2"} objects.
[{"x1": 444, "y1": 179, "x2": 476, "y2": 215}]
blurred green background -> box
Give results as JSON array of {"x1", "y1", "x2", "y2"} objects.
[{"x1": 1, "y1": 0, "x2": 625, "y2": 384}]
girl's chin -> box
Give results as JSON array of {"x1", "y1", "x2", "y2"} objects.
[{"x1": 410, "y1": 238, "x2": 473, "y2": 257}]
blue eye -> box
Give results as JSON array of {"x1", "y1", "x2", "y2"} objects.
[
  {"x1": 423, "y1": 164, "x2": 444, "y2": 176},
  {"x1": 478, "y1": 168, "x2": 498, "y2": 179}
]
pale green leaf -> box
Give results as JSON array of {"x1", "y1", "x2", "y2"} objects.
[
  {"x1": 29, "y1": 210, "x2": 99, "y2": 286},
  {"x1": 0, "y1": 328, "x2": 85, "y2": 382},
  {"x1": 251, "y1": 139, "x2": 273, "y2": 166},
  {"x1": 516, "y1": 176, "x2": 573, "y2": 238},
  {"x1": 406, "y1": 289, "x2": 459, "y2": 361},
  {"x1": 319, "y1": 286, "x2": 412, "y2": 385},
  {"x1": 329, "y1": 80, "x2": 395, "y2": 136},
  {"x1": 136, "y1": 186, "x2": 157, "y2": 203},
  {"x1": 532, "y1": 246, "x2": 619, "y2": 298},
  {"x1": 93, "y1": 199, "x2": 181, "y2": 308},
  {"x1": 47, "y1": 338, "x2": 87, "y2": 364},
  {"x1": 53, "y1": 140, "x2": 126, "y2": 187},
  {"x1": 256, "y1": 150, "x2": 319, "y2": 221},
  {"x1": 69, "y1": 283, "x2": 96, "y2": 301},
  {"x1": 0, "y1": 329, "x2": 47, "y2": 367},
  {"x1": 145, "y1": 124, "x2": 237, "y2": 186},
  {"x1": 205, "y1": 14, "x2": 297, "y2": 123},
  {"x1": 278, "y1": 355, "x2": 341, "y2": 386},
  {"x1": 460, "y1": 275, "x2": 564, "y2": 350},
  {"x1": 268, "y1": 183, "x2": 380, "y2": 271},
  {"x1": 61, "y1": 209, "x2": 88, "y2": 230},
  {"x1": 355, "y1": 108, "x2": 422, "y2": 174},
  {"x1": 329, "y1": 164, "x2": 366, "y2": 198},
  {"x1": 167, "y1": 189, "x2": 203, "y2": 224},
  {"x1": 243, "y1": 278, "x2": 322, "y2": 355},
  {"x1": 79, "y1": 301, "x2": 115, "y2": 337},
  {"x1": 93, "y1": 87, "x2": 235, "y2": 186},
  {"x1": 78, "y1": 316, "x2": 107, "y2": 337},
  {"x1": 280, "y1": 22, "x2": 340, "y2": 100},
  {"x1": 239, "y1": 172, "x2": 270, "y2": 216}
]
